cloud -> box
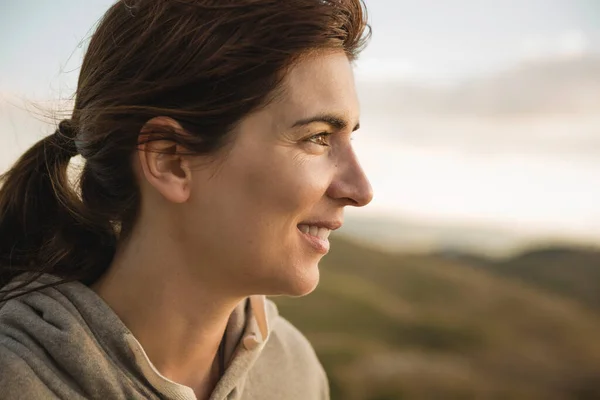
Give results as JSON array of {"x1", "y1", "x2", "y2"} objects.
[
  {"x1": 557, "y1": 30, "x2": 591, "y2": 58},
  {"x1": 520, "y1": 29, "x2": 591, "y2": 62},
  {"x1": 354, "y1": 58, "x2": 423, "y2": 82}
]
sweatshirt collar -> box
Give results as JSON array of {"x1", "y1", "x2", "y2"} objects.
[{"x1": 125, "y1": 294, "x2": 271, "y2": 400}]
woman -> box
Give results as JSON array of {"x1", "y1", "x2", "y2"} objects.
[{"x1": 0, "y1": 0, "x2": 372, "y2": 399}]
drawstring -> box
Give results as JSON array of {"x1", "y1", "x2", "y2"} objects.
[{"x1": 218, "y1": 326, "x2": 227, "y2": 378}]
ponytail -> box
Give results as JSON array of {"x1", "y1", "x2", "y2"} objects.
[{"x1": 0, "y1": 120, "x2": 117, "y2": 301}]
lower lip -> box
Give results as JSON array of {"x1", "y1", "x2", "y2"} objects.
[{"x1": 298, "y1": 228, "x2": 330, "y2": 254}]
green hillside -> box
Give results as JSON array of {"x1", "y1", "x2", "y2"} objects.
[
  {"x1": 271, "y1": 235, "x2": 600, "y2": 400},
  {"x1": 481, "y1": 247, "x2": 600, "y2": 312}
]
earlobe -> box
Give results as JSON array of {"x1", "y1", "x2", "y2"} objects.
[{"x1": 137, "y1": 117, "x2": 192, "y2": 204}]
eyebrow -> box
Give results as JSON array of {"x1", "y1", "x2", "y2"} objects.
[{"x1": 291, "y1": 114, "x2": 360, "y2": 132}]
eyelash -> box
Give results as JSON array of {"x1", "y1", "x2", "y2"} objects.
[{"x1": 307, "y1": 132, "x2": 332, "y2": 147}]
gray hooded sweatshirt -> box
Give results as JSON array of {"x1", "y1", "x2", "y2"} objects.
[{"x1": 0, "y1": 275, "x2": 329, "y2": 399}]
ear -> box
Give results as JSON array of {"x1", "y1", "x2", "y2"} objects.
[{"x1": 137, "y1": 116, "x2": 192, "y2": 204}]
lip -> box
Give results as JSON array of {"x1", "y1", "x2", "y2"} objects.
[
  {"x1": 297, "y1": 228, "x2": 330, "y2": 254},
  {"x1": 296, "y1": 220, "x2": 342, "y2": 255}
]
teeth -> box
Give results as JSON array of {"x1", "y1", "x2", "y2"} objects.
[
  {"x1": 317, "y1": 227, "x2": 331, "y2": 240},
  {"x1": 298, "y1": 224, "x2": 331, "y2": 240}
]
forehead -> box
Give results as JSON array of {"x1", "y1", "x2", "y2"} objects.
[{"x1": 270, "y1": 51, "x2": 360, "y2": 126}]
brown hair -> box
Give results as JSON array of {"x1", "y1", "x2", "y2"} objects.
[{"x1": 0, "y1": 0, "x2": 370, "y2": 300}]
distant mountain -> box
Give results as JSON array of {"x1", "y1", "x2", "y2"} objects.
[
  {"x1": 478, "y1": 246, "x2": 600, "y2": 312},
  {"x1": 273, "y1": 235, "x2": 600, "y2": 399},
  {"x1": 358, "y1": 55, "x2": 600, "y2": 116}
]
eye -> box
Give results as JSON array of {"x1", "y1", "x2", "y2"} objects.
[{"x1": 307, "y1": 132, "x2": 332, "y2": 147}]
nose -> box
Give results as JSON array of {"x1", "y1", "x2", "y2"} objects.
[{"x1": 326, "y1": 146, "x2": 373, "y2": 207}]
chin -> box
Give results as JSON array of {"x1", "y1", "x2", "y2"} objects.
[
  {"x1": 286, "y1": 276, "x2": 320, "y2": 297},
  {"x1": 269, "y1": 259, "x2": 322, "y2": 297}
]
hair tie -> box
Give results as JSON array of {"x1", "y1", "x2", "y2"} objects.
[{"x1": 53, "y1": 119, "x2": 79, "y2": 157}]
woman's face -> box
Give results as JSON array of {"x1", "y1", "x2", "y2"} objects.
[{"x1": 185, "y1": 51, "x2": 372, "y2": 297}]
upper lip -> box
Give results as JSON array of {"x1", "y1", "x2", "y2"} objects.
[{"x1": 297, "y1": 220, "x2": 343, "y2": 231}]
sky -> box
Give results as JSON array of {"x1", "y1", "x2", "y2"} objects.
[
  {"x1": 357, "y1": 0, "x2": 600, "y2": 83},
  {"x1": 1, "y1": 0, "x2": 600, "y2": 247},
  {"x1": 2, "y1": 0, "x2": 600, "y2": 94}
]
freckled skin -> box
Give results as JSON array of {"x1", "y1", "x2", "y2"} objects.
[{"x1": 181, "y1": 51, "x2": 373, "y2": 297}]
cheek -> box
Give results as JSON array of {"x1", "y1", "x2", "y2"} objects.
[
  {"x1": 241, "y1": 153, "x2": 331, "y2": 217},
  {"x1": 196, "y1": 145, "x2": 334, "y2": 256}
]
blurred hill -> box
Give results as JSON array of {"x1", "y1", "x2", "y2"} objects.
[
  {"x1": 478, "y1": 247, "x2": 600, "y2": 313},
  {"x1": 272, "y1": 235, "x2": 600, "y2": 400}
]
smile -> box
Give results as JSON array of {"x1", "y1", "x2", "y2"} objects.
[
  {"x1": 297, "y1": 224, "x2": 332, "y2": 240},
  {"x1": 297, "y1": 223, "x2": 338, "y2": 254}
]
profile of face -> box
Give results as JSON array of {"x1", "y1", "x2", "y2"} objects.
[{"x1": 140, "y1": 50, "x2": 373, "y2": 298}]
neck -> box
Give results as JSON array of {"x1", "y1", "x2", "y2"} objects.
[{"x1": 91, "y1": 221, "x2": 244, "y2": 398}]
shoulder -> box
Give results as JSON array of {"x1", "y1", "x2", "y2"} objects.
[
  {"x1": 270, "y1": 313, "x2": 320, "y2": 363},
  {"x1": 263, "y1": 298, "x2": 319, "y2": 364},
  {"x1": 0, "y1": 284, "x2": 158, "y2": 400},
  {"x1": 0, "y1": 291, "x2": 89, "y2": 400},
  {"x1": 252, "y1": 298, "x2": 330, "y2": 399},
  {"x1": 0, "y1": 342, "x2": 62, "y2": 399}
]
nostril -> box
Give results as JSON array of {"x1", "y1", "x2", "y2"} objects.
[{"x1": 343, "y1": 197, "x2": 360, "y2": 207}]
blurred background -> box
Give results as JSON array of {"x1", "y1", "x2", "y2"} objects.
[{"x1": 2, "y1": 0, "x2": 600, "y2": 398}]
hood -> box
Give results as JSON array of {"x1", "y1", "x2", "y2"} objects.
[{"x1": 0, "y1": 274, "x2": 281, "y2": 400}]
